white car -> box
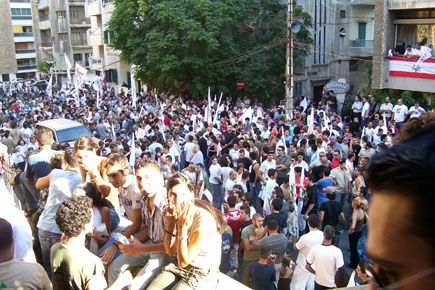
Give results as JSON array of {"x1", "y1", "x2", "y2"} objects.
[{"x1": 36, "y1": 119, "x2": 97, "y2": 146}]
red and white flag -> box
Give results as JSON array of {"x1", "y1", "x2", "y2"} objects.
[
  {"x1": 75, "y1": 63, "x2": 88, "y2": 91},
  {"x1": 100, "y1": 70, "x2": 106, "y2": 87},
  {"x1": 47, "y1": 74, "x2": 53, "y2": 97},
  {"x1": 389, "y1": 56, "x2": 435, "y2": 80}
]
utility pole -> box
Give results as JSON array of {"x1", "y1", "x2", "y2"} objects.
[{"x1": 285, "y1": 0, "x2": 294, "y2": 119}]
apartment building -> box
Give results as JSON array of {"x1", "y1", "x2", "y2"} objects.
[
  {"x1": 0, "y1": 0, "x2": 39, "y2": 81},
  {"x1": 294, "y1": 0, "x2": 375, "y2": 105},
  {"x1": 85, "y1": 0, "x2": 130, "y2": 90},
  {"x1": 37, "y1": 0, "x2": 92, "y2": 84},
  {"x1": 372, "y1": 0, "x2": 435, "y2": 93}
]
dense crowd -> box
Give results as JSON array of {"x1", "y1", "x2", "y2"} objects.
[{"x1": 0, "y1": 80, "x2": 433, "y2": 290}]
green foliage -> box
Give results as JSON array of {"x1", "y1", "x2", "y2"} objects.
[
  {"x1": 37, "y1": 61, "x2": 50, "y2": 73},
  {"x1": 108, "y1": 0, "x2": 312, "y2": 100}
]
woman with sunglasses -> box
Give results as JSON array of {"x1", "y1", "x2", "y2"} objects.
[{"x1": 147, "y1": 173, "x2": 224, "y2": 289}]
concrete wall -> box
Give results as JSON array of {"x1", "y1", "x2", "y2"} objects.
[{"x1": 0, "y1": 0, "x2": 18, "y2": 74}]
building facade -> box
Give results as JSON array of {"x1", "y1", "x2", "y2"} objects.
[
  {"x1": 295, "y1": 0, "x2": 375, "y2": 105},
  {"x1": 85, "y1": 0, "x2": 130, "y2": 90},
  {"x1": 372, "y1": 0, "x2": 435, "y2": 93},
  {"x1": 36, "y1": 0, "x2": 92, "y2": 84},
  {"x1": 0, "y1": 0, "x2": 40, "y2": 81}
]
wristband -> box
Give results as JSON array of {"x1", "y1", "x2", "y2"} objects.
[{"x1": 113, "y1": 242, "x2": 120, "y2": 249}]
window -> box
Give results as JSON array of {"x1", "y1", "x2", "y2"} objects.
[
  {"x1": 340, "y1": 10, "x2": 346, "y2": 19},
  {"x1": 74, "y1": 54, "x2": 83, "y2": 62},
  {"x1": 11, "y1": 8, "x2": 32, "y2": 19},
  {"x1": 104, "y1": 30, "x2": 115, "y2": 45},
  {"x1": 105, "y1": 69, "x2": 118, "y2": 84},
  {"x1": 358, "y1": 22, "x2": 367, "y2": 40},
  {"x1": 57, "y1": 11, "x2": 66, "y2": 18}
]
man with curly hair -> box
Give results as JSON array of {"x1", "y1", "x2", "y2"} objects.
[{"x1": 50, "y1": 196, "x2": 131, "y2": 289}]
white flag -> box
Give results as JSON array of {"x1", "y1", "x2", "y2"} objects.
[
  {"x1": 308, "y1": 107, "x2": 315, "y2": 134},
  {"x1": 131, "y1": 70, "x2": 137, "y2": 108},
  {"x1": 129, "y1": 133, "x2": 135, "y2": 173},
  {"x1": 47, "y1": 74, "x2": 53, "y2": 97},
  {"x1": 64, "y1": 54, "x2": 72, "y2": 80},
  {"x1": 74, "y1": 63, "x2": 88, "y2": 92}
]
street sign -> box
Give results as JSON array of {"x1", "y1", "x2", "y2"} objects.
[
  {"x1": 237, "y1": 80, "x2": 245, "y2": 89},
  {"x1": 324, "y1": 81, "x2": 350, "y2": 94}
]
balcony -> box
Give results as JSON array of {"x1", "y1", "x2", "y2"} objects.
[
  {"x1": 13, "y1": 32, "x2": 34, "y2": 42},
  {"x1": 17, "y1": 64, "x2": 37, "y2": 72},
  {"x1": 351, "y1": 0, "x2": 375, "y2": 5},
  {"x1": 349, "y1": 39, "x2": 374, "y2": 56},
  {"x1": 15, "y1": 49, "x2": 36, "y2": 59},
  {"x1": 87, "y1": 0, "x2": 102, "y2": 16},
  {"x1": 69, "y1": 18, "x2": 91, "y2": 28},
  {"x1": 388, "y1": 0, "x2": 435, "y2": 10},
  {"x1": 69, "y1": 0, "x2": 85, "y2": 6},
  {"x1": 90, "y1": 57, "x2": 103, "y2": 70},
  {"x1": 89, "y1": 28, "x2": 103, "y2": 46},
  {"x1": 71, "y1": 39, "x2": 90, "y2": 47},
  {"x1": 39, "y1": 19, "x2": 51, "y2": 30}
]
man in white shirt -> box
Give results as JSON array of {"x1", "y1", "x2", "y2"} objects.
[
  {"x1": 361, "y1": 96, "x2": 370, "y2": 127},
  {"x1": 225, "y1": 170, "x2": 237, "y2": 201},
  {"x1": 183, "y1": 135, "x2": 195, "y2": 167},
  {"x1": 379, "y1": 97, "x2": 393, "y2": 125},
  {"x1": 392, "y1": 98, "x2": 408, "y2": 129},
  {"x1": 291, "y1": 215, "x2": 324, "y2": 290},
  {"x1": 259, "y1": 150, "x2": 277, "y2": 181},
  {"x1": 306, "y1": 225, "x2": 344, "y2": 289},
  {"x1": 407, "y1": 101, "x2": 426, "y2": 119}
]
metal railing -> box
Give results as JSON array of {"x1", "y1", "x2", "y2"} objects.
[
  {"x1": 17, "y1": 65, "x2": 37, "y2": 70},
  {"x1": 14, "y1": 32, "x2": 34, "y2": 37},
  {"x1": 16, "y1": 49, "x2": 36, "y2": 54},
  {"x1": 71, "y1": 39, "x2": 88, "y2": 45},
  {"x1": 11, "y1": 16, "x2": 32, "y2": 20}
]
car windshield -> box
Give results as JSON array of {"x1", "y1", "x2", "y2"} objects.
[{"x1": 56, "y1": 126, "x2": 93, "y2": 143}]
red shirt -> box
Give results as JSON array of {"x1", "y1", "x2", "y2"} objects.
[
  {"x1": 224, "y1": 210, "x2": 243, "y2": 244},
  {"x1": 331, "y1": 158, "x2": 340, "y2": 169}
]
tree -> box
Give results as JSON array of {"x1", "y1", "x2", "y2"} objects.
[
  {"x1": 108, "y1": 0, "x2": 312, "y2": 100},
  {"x1": 37, "y1": 61, "x2": 50, "y2": 73}
]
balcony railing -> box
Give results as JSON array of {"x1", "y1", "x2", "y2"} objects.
[
  {"x1": 17, "y1": 65, "x2": 37, "y2": 71},
  {"x1": 388, "y1": 0, "x2": 434, "y2": 9},
  {"x1": 16, "y1": 49, "x2": 36, "y2": 54},
  {"x1": 71, "y1": 39, "x2": 88, "y2": 46},
  {"x1": 14, "y1": 32, "x2": 34, "y2": 37},
  {"x1": 11, "y1": 15, "x2": 32, "y2": 20},
  {"x1": 41, "y1": 42, "x2": 52, "y2": 47},
  {"x1": 69, "y1": 18, "x2": 90, "y2": 25}
]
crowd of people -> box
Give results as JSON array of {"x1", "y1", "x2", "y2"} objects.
[{"x1": 0, "y1": 79, "x2": 434, "y2": 290}]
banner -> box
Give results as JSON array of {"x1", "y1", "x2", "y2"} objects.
[
  {"x1": 75, "y1": 63, "x2": 88, "y2": 91},
  {"x1": 47, "y1": 74, "x2": 53, "y2": 97},
  {"x1": 100, "y1": 70, "x2": 106, "y2": 87},
  {"x1": 389, "y1": 56, "x2": 435, "y2": 80}
]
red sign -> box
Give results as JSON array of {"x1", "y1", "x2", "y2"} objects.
[{"x1": 237, "y1": 80, "x2": 245, "y2": 89}]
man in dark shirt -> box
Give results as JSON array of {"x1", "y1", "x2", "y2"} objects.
[
  {"x1": 264, "y1": 199, "x2": 287, "y2": 233},
  {"x1": 327, "y1": 90, "x2": 338, "y2": 113},
  {"x1": 302, "y1": 174, "x2": 319, "y2": 220},
  {"x1": 237, "y1": 149, "x2": 251, "y2": 170},
  {"x1": 249, "y1": 247, "x2": 277, "y2": 290},
  {"x1": 319, "y1": 189, "x2": 346, "y2": 246},
  {"x1": 394, "y1": 41, "x2": 406, "y2": 56}
]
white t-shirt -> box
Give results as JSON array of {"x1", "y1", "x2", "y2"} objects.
[
  {"x1": 260, "y1": 159, "x2": 276, "y2": 179},
  {"x1": 119, "y1": 175, "x2": 142, "y2": 221},
  {"x1": 408, "y1": 106, "x2": 426, "y2": 118},
  {"x1": 229, "y1": 148, "x2": 239, "y2": 167},
  {"x1": 392, "y1": 104, "x2": 408, "y2": 122},
  {"x1": 209, "y1": 164, "x2": 222, "y2": 185},
  {"x1": 295, "y1": 230, "x2": 324, "y2": 271},
  {"x1": 221, "y1": 167, "x2": 233, "y2": 188},
  {"x1": 37, "y1": 169, "x2": 83, "y2": 234},
  {"x1": 380, "y1": 102, "x2": 393, "y2": 118},
  {"x1": 184, "y1": 142, "x2": 195, "y2": 160},
  {"x1": 362, "y1": 102, "x2": 370, "y2": 119},
  {"x1": 306, "y1": 244, "x2": 344, "y2": 288},
  {"x1": 225, "y1": 179, "x2": 236, "y2": 200}
]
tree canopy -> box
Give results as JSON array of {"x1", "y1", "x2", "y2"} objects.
[{"x1": 108, "y1": 0, "x2": 312, "y2": 101}]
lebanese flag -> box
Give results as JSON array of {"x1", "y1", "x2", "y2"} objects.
[
  {"x1": 100, "y1": 70, "x2": 106, "y2": 87},
  {"x1": 389, "y1": 56, "x2": 435, "y2": 79}
]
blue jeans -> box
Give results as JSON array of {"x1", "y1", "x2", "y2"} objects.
[
  {"x1": 38, "y1": 229, "x2": 62, "y2": 278},
  {"x1": 109, "y1": 208, "x2": 120, "y2": 232}
]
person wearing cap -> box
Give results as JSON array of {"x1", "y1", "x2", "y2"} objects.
[{"x1": 330, "y1": 159, "x2": 352, "y2": 208}]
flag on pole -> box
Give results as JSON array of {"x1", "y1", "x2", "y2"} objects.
[
  {"x1": 299, "y1": 167, "x2": 305, "y2": 198},
  {"x1": 129, "y1": 133, "x2": 135, "y2": 173},
  {"x1": 131, "y1": 70, "x2": 137, "y2": 108},
  {"x1": 206, "y1": 87, "x2": 212, "y2": 124},
  {"x1": 360, "y1": 127, "x2": 366, "y2": 146},
  {"x1": 212, "y1": 92, "x2": 223, "y2": 125},
  {"x1": 111, "y1": 123, "x2": 116, "y2": 140},
  {"x1": 64, "y1": 54, "x2": 72, "y2": 80},
  {"x1": 289, "y1": 166, "x2": 296, "y2": 199},
  {"x1": 308, "y1": 107, "x2": 315, "y2": 134},
  {"x1": 100, "y1": 70, "x2": 106, "y2": 87},
  {"x1": 74, "y1": 63, "x2": 88, "y2": 91},
  {"x1": 47, "y1": 74, "x2": 53, "y2": 97}
]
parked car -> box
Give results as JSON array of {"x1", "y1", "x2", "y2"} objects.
[{"x1": 36, "y1": 119, "x2": 97, "y2": 147}]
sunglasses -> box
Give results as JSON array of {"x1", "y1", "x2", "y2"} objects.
[{"x1": 367, "y1": 264, "x2": 434, "y2": 289}]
